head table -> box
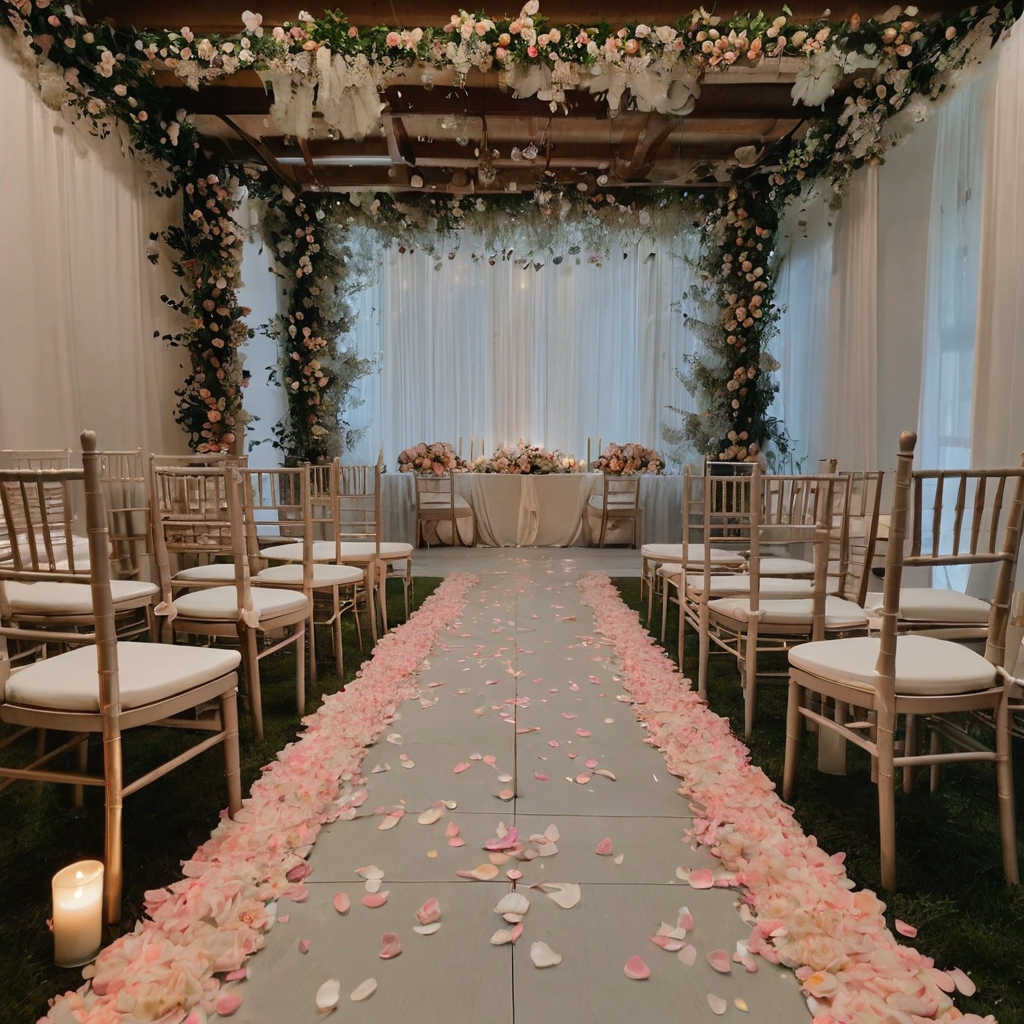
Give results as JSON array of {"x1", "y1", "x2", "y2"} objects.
[{"x1": 382, "y1": 472, "x2": 683, "y2": 547}]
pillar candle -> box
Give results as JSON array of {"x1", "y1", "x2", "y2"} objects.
[{"x1": 52, "y1": 860, "x2": 103, "y2": 967}]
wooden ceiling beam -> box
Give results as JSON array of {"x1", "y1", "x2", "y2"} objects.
[
  {"x1": 216, "y1": 114, "x2": 298, "y2": 184},
  {"x1": 612, "y1": 112, "x2": 680, "y2": 182}
]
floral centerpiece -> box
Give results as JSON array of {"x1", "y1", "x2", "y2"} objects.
[
  {"x1": 397, "y1": 441, "x2": 462, "y2": 475},
  {"x1": 594, "y1": 443, "x2": 665, "y2": 475},
  {"x1": 471, "y1": 441, "x2": 577, "y2": 474}
]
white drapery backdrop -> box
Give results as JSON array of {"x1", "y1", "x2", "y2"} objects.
[
  {"x1": 340, "y1": 237, "x2": 702, "y2": 467},
  {"x1": 0, "y1": 42, "x2": 186, "y2": 456}
]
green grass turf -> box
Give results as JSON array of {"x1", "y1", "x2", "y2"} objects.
[
  {"x1": 611, "y1": 577, "x2": 1024, "y2": 1024},
  {"x1": 0, "y1": 579, "x2": 442, "y2": 1024}
]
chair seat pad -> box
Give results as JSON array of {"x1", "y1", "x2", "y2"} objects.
[
  {"x1": 683, "y1": 574, "x2": 824, "y2": 598},
  {"x1": 708, "y1": 595, "x2": 869, "y2": 629},
  {"x1": 588, "y1": 495, "x2": 639, "y2": 511},
  {"x1": 862, "y1": 588, "x2": 991, "y2": 624},
  {"x1": 789, "y1": 635, "x2": 997, "y2": 696},
  {"x1": 263, "y1": 540, "x2": 413, "y2": 563},
  {"x1": 642, "y1": 543, "x2": 745, "y2": 567},
  {"x1": 5, "y1": 580, "x2": 158, "y2": 616},
  {"x1": 256, "y1": 563, "x2": 365, "y2": 587},
  {"x1": 173, "y1": 585, "x2": 310, "y2": 622},
  {"x1": 758, "y1": 557, "x2": 816, "y2": 576},
  {"x1": 174, "y1": 563, "x2": 237, "y2": 583},
  {"x1": 4, "y1": 641, "x2": 241, "y2": 713}
]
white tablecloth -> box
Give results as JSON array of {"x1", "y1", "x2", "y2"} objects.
[{"x1": 383, "y1": 473, "x2": 684, "y2": 548}]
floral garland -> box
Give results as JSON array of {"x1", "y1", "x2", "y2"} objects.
[
  {"x1": 398, "y1": 442, "x2": 463, "y2": 474},
  {"x1": 160, "y1": 167, "x2": 253, "y2": 453},
  {"x1": 251, "y1": 175, "x2": 374, "y2": 463},
  {"x1": 594, "y1": 443, "x2": 665, "y2": 474},
  {"x1": 665, "y1": 184, "x2": 788, "y2": 462},
  {"x1": 578, "y1": 572, "x2": 990, "y2": 1024},
  {"x1": 40, "y1": 573, "x2": 479, "y2": 1024}
]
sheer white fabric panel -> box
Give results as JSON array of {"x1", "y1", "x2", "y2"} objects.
[
  {"x1": 918, "y1": 76, "x2": 988, "y2": 476},
  {"x1": 821, "y1": 166, "x2": 879, "y2": 470},
  {"x1": 342, "y1": 239, "x2": 700, "y2": 467},
  {"x1": 875, "y1": 116, "x2": 937, "y2": 469},
  {"x1": 972, "y1": 26, "x2": 1024, "y2": 472},
  {"x1": 770, "y1": 193, "x2": 835, "y2": 468},
  {"x1": 0, "y1": 44, "x2": 186, "y2": 455}
]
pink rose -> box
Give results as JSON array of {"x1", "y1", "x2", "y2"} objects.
[
  {"x1": 386, "y1": 31, "x2": 401, "y2": 47},
  {"x1": 527, "y1": 44, "x2": 538, "y2": 57},
  {"x1": 624, "y1": 37, "x2": 639, "y2": 53},
  {"x1": 348, "y1": 26, "x2": 358, "y2": 37}
]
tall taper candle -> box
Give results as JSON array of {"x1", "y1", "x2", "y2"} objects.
[
  {"x1": 459, "y1": 436, "x2": 463, "y2": 457},
  {"x1": 587, "y1": 437, "x2": 591, "y2": 470},
  {"x1": 470, "y1": 438, "x2": 474, "y2": 460}
]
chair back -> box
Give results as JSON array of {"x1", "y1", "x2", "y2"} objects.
[
  {"x1": 241, "y1": 467, "x2": 313, "y2": 583},
  {"x1": 0, "y1": 466, "x2": 84, "y2": 578},
  {"x1": 0, "y1": 448, "x2": 74, "y2": 470},
  {"x1": 602, "y1": 474, "x2": 641, "y2": 509},
  {"x1": 0, "y1": 433, "x2": 120, "y2": 708},
  {"x1": 900, "y1": 458, "x2": 1024, "y2": 666},
  {"x1": 688, "y1": 462, "x2": 761, "y2": 582},
  {"x1": 840, "y1": 470, "x2": 885, "y2": 606},
  {"x1": 336, "y1": 457, "x2": 383, "y2": 559},
  {"x1": 97, "y1": 449, "x2": 149, "y2": 580}
]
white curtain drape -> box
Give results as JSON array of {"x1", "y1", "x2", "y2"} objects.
[
  {"x1": 770, "y1": 193, "x2": 835, "y2": 468},
  {"x1": 972, "y1": 25, "x2": 1024, "y2": 473},
  {"x1": 0, "y1": 43, "x2": 186, "y2": 456},
  {"x1": 341, "y1": 237, "x2": 701, "y2": 467},
  {"x1": 820, "y1": 166, "x2": 879, "y2": 470}
]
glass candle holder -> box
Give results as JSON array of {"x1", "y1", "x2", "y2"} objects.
[{"x1": 52, "y1": 860, "x2": 104, "y2": 967}]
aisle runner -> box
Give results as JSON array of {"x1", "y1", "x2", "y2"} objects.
[{"x1": 44, "y1": 562, "x2": 988, "y2": 1024}]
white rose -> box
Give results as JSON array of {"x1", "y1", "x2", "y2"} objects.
[
  {"x1": 522, "y1": 0, "x2": 540, "y2": 15},
  {"x1": 635, "y1": 23, "x2": 650, "y2": 38},
  {"x1": 655, "y1": 24, "x2": 677, "y2": 44}
]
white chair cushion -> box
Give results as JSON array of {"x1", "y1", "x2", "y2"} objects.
[
  {"x1": 758, "y1": 556, "x2": 816, "y2": 576},
  {"x1": 789, "y1": 634, "x2": 997, "y2": 696},
  {"x1": 263, "y1": 540, "x2": 414, "y2": 564},
  {"x1": 5, "y1": 580, "x2": 158, "y2": 616},
  {"x1": 642, "y1": 543, "x2": 745, "y2": 567},
  {"x1": 173, "y1": 585, "x2": 309, "y2": 622},
  {"x1": 256, "y1": 563, "x2": 364, "y2": 587},
  {"x1": 4, "y1": 641, "x2": 241, "y2": 713},
  {"x1": 862, "y1": 588, "x2": 991, "y2": 624},
  {"x1": 588, "y1": 495, "x2": 639, "y2": 510},
  {"x1": 708, "y1": 595, "x2": 869, "y2": 630},
  {"x1": 174, "y1": 563, "x2": 237, "y2": 583},
  {"x1": 8, "y1": 534, "x2": 91, "y2": 571},
  {"x1": 419, "y1": 495, "x2": 472, "y2": 510},
  {"x1": 684, "y1": 574, "x2": 821, "y2": 598}
]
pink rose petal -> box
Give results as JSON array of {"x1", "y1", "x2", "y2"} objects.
[
  {"x1": 361, "y1": 892, "x2": 389, "y2": 908},
  {"x1": 576, "y1": 729, "x2": 592, "y2": 737},
  {"x1": 584, "y1": 758, "x2": 599, "y2": 769},
  {"x1": 707, "y1": 994, "x2": 728, "y2": 1016},
  {"x1": 678, "y1": 943, "x2": 697, "y2": 966},
  {"x1": 215, "y1": 993, "x2": 243, "y2": 1016},
  {"x1": 379, "y1": 932, "x2": 402, "y2": 959},
  {"x1": 416, "y1": 898, "x2": 441, "y2": 925},
  {"x1": 534, "y1": 771, "x2": 549, "y2": 781},
  {"x1": 453, "y1": 762, "x2": 471, "y2": 774},
  {"x1": 507, "y1": 869, "x2": 523, "y2": 881},
  {"x1": 575, "y1": 772, "x2": 592, "y2": 784},
  {"x1": 707, "y1": 949, "x2": 731, "y2": 974},
  {"x1": 650, "y1": 935, "x2": 684, "y2": 952},
  {"x1": 688, "y1": 868, "x2": 714, "y2": 889},
  {"x1": 445, "y1": 822, "x2": 460, "y2": 838},
  {"x1": 448, "y1": 837, "x2": 466, "y2": 847},
  {"x1": 596, "y1": 838, "x2": 613, "y2": 856},
  {"x1": 333, "y1": 892, "x2": 351, "y2": 915},
  {"x1": 948, "y1": 967, "x2": 976, "y2": 997},
  {"x1": 894, "y1": 919, "x2": 918, "y2": 938},
  {"x1": 298, "y1": 938, "x2": 310, "y2": 954},
  {"x1": 624, "y1": 955, "x2": 650, "y2": 980}
]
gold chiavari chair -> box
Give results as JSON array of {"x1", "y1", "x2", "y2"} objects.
[
  {"x1": 150, "y1": 463, "x2": 310, "y2": 741},
  {"x1": 414, "y1": 471, "x2": 475, "y2": 547},
  {"x1": 0, "y1": 431, "x2": 242, "y2": 923},
  {"x1": 785, "y1": 432, "x2": 1023, "y2": 891}
]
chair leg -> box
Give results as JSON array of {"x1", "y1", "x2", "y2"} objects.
[
  {"x1": 74, "y1": 736, "x2": 88, "y2": 809},
  {"x1": 294, "y1": 621, "x2": 306, "y2": 714},
  {"x1": 995, "y1": 690, "x2": 1019, "y2": 884},
  {"x1": 676, "y1": 592, "x2": 686, "y2": 670},
  {"x1": 929, "y1": 730, "x2": 943, "y2": 793},
  {"x1": 660, "y1": 582, "x2": 669, "y2": 641},
  {"x1": 378, "y1": 562, "x2": 389, "y2": 634},
  {"x1": 102, "y1": 739, "x2": 124, "y2": 924},
  {"x1": 877, "y1": 705, "x2": 898, "y2": 892},
  {"x1": 332, "y1": 588, "x2": 344, "y2": 677},
  {"x1": 241, "y1": 629, "x2": 264, "y2": 743},
  {"x1": 743, "y1": 624, "x2": 758, "y2": 740},
  {"x1": 698, "y1": 604, "x2": 710, "y2": 697},
  {"x1": 783, "y1": 678, "x2": 803, "y2": 802},
  {"x1": 307, "y1": 608, "x2": 318, "y2": 687},
  {"x1": 219, "y1": 686, "x2": 242, "y2": 817},
  {"x1": 902, "y1": 713, "x2": 918, "y2": 794}
]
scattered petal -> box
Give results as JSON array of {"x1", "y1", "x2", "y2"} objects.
[
  {"x1": 650, "y1": 935, "x2": 684, "y2": 952},
  {"x1": 298, "y1": 938, "x2": 310, "y2": 954},
  {"x1": 215, "y1": 993, "x2": 243, "y2": 1016},
  {"x1": 401, "y1": 760, "x2": 415, "y2": 769},
  {"x1": 949, "y1": 967, "x2": 976, "y2": 997},
  {"x1": 454, "y1": 762, "x2": 471, "y2": 774},
  {"x1": 541, "y1": 882, "x2": 581, "y2": 909},
  {"x1": 534, "y1": 772, "x2": 549, "y2": 782},
  {"x1": 707, "y1": 950, "x2": 731, "y2": 974},
  {"x1": 332, "y1": 893, "x2": 350, "y2": 915},
  {"x1": 677, "y1": 908, "x2": 694, "y2": 931},
  {"x1": 688, "y1": 868, "x2": 715, "y2": 889},
  {"x1": 416, "y1": 898, "x2": 441, "y2": 925},
  {"x1": 350, "y1": 979, "x2": 377, "y2": 1002},
  {"x1": 544, "y1": 824, "x2": 560, "y2": 841},
  {"x1": 624, "y1": 956, "x2": 650, "y2": 980},
  {"x1": 457, "y1": 864, "x2": 500, "y2": 881},
  {"x1": 613, "y1": 854, "x2": 624, "y2": 865},
  {"x1": 894, "y1": 919, "x2": 918, "y2": 938},
  {"x1": 530, "y1": 941, "x2": 562, "y2": 968},
  {"x1": 377, "y1": 811, "x2": 404, "y2": 831},
  {"x1": 507, "y1": 869, "x2": 523, "y2": 881},
  {"x1": 707, "y1": 994, "x2": 728, "y2": 1016},
  {"x1": 413, "y1": 923, "x2": 441, "y2": 936},
  {"x1": 575, "y1": 773, "x2": 592, "y2": 784},
  {"x1": 427, "y1": 850, "x2": 438, "y2": 859},
  {"x1": 576, "y1": 729, "x2": 592, "y2": 737},
  {"x1": 361, "y1": 892, "x2": 389, "y2": 908},
  {"x1": 385, "y1": 733, "x2": 402, "y2": 744},
  {"x1": 379, "y1": 932, "x2": 402, "y2": 959},
  {"x1": 594, "y1": 769, "x2": 617, "y2": 781},
  {"x1": 494, "y1": 892, "x2": 530, "y2": 916},
  {"x1": 734, "y1": 998, "x2": 749, "y2": 1012},
  {"x1": 678, "y1": 943, "x2": 697, "y2": 966},
  {"x1": 418, "y1": 806, "x2": 443, "y2": 825},
  {"x1": 497, "y1": 773, "x2": 514, "y2": 783},
  {"x1": 316, "y1": 980, "x2": 341, "y2": 1012},
  {"x1": 584, "y1": 759, "x2": 599, "y2": 769},
  {"x1": 448, "y1": 837, "x2": 466, "y2": 847},
  {"x1": 596, "y1": 838, "x2": 613, "y2": 856},
  {"x1": 498, "y1": 789, "x2": 515, "y2": 801},
  {"x1": 445, "y1": 822, "x2": 460, "y2": 838}
]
